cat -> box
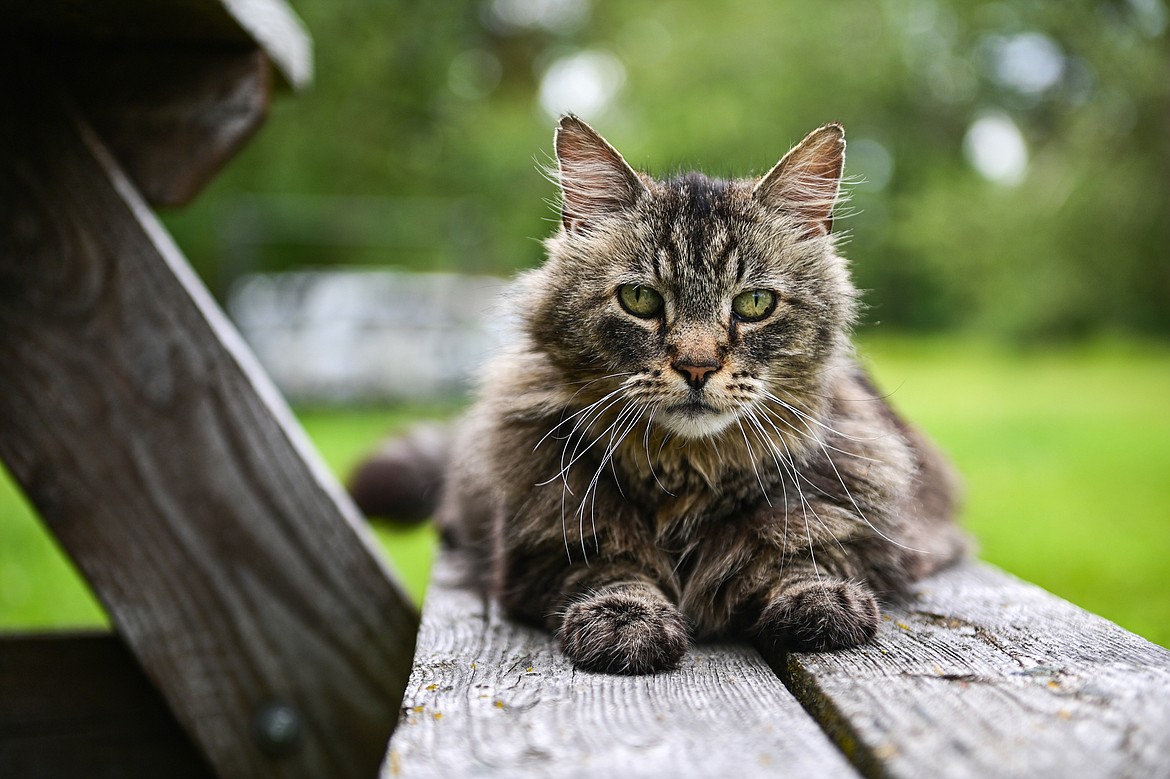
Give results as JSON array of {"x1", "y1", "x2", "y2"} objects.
[{"x1": 350, "y1": 115, "x2": 968, "y2": 674}]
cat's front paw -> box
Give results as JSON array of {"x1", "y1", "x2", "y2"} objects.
[
  {"x1": 758, "y1": 578, "x2": 879, "y2": 652},
  {"x1": 558, "y1": 582, "x2": 688, "y2": 674}
]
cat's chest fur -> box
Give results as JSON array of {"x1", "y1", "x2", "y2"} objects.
[{"x1": 610, "y1": 426, "x2": 795, "y2": 520}]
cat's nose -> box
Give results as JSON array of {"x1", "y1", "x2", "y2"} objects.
[{"x1": 672, "y1": 359, "x2": 721, "y2": 389}]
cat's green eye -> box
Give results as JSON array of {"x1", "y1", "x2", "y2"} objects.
[
  {"x1": 732, "y1": 289, "x2": 777, "y2": 322},
  {"x1": 617, "y1": 284, "x2": 664, "y2": 318}
]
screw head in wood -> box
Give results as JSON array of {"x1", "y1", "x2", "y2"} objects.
[{"x1": 252, "y1": 700, "x2": 304, "y2": 757}]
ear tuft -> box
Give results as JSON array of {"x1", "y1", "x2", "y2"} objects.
[
  {"x1": 554, "y1": 114, "x2": 646, "y2": 232},
  {"x1": 753, "y1": 123, "x2": 846, "y2": 239}
]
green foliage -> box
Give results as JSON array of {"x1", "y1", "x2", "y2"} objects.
[
  {"x1": 162, "y1": 0, "x2": 1169, "y2": 338},
  {"x1": 3, "y1": 340, "x2": 1168, "y2": 647}
]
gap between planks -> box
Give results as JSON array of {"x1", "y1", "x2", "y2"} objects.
[
  {"x1": 387, "y1": 550, "x2": 1170, "y2": 779},
  {"x1": 384, "y1": 550, "x2": 859, "y2": 778}
]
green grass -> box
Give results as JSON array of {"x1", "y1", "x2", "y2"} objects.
[
  {"x1": 0, "y1": 404, "x2": 448, "y2": 630},
  {"x1": 857, "y1": 336, "x2": 1170, "y2": 647},
  {"x1": 294, "y1": 404, "x2": 453, "y2": 605},
  {"x1": 2, "y1": 339, "x2": 1168, "y2": 648}
]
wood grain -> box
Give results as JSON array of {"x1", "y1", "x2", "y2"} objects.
[
  {"x1": 774, "y1": 561, "x2": 1170, "y2": 779},
  {"x1": 0, "y1": 78, "x2": 417, "y2": 778},
  {"x1": 58, "y1": 46, "x2": 272, "y2": 207},
  {"x1": 0, "y1": 632, "x2": 215, "y2": 779},
  {"x1": 39, "y1": 46, "x2": 271, "y2": 205},
  {"x1": 384, "y1": 550, "x2": 861, "y2": 778}
]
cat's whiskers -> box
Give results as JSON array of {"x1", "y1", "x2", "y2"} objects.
[
  {"x1": 757, "y1": 393, "x2": 877, "y2": 462},
  {"x1": 547, "y1": 374, "x2": 650, "y2": 552},
  {"x1": 754, "y1": 413, "x2": 824, "y2": 583},
  {"x1": 794, "y1": 414, "x2": 928, "y2": 555},
  {"x1": 761, "y1": 388, "x2": 885, "y2": 444},
  {"x1": 745, "y1": 405, "x2": 846, "y2": 575},
  {"x1": 550, "y1": 390, "x2": 630, "y2": 559},
  {"x1": 773, "y1": 421, "x2": 828, "y2": 583},
  {"x1": 534, "y1": 381, "x2": 630, "y2": 454},
  {"x1": 541, "y1": 388, "x2": 631, "y2": 490},
  {"x1": 756, "y1": 400, "x2": 877, "y2": 463},
  {"x1": 740, "y1": 410, "x2": 799, "y2": 568},
  {"x1": 757, "y1": 394, "x2": 927, "y2": 555},
  {"x1": 563, "y1": 397, "x2": 633, "y2": 562},
  {"x1": 732, "y1": 417, "x2": 772, "y2": 508},
  {"x1": 741, "y1": 407, "x2": 788, "y2": 504},
  {"x1": 538, "y1": 370, "x2": 636, "y2": 395},
  {"x1": 769, "y1": 373, "x2": 888, "y2": 404},
  {"x1": 641, "y1": 409, "x2": 675, "y2": 497},
  {"x1": 576, "y1": 401, "x2": 644, "y2": 562}
]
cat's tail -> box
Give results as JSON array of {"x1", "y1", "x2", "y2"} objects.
[{"x1": 348, "y1": 423, "x2": 452, "y2": 523}]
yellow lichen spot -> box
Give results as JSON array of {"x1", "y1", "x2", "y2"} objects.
[
  {"x1": 1047, "y1": 680, "x2": 1061, "y2": 690},
  {"x1": 470, "y1": 661, "x2": 477, "y2": 669},
  {"x1": 411, "y1": 705, "x2": 424, "y2": 713},
  {"x1": 388, "y1": 750, "x2": 402, "y2": 776},
  {"x1": 526, "y1": 666, "x2": 534, "y2": 673},
  {"x1": 433, "y1": 712, "x2": 443, "y2": 720},
  {"x1": 494, "y1": 700, "x2": 506, "y2": 709},
  {"x1": 1058, "y1": 709, "x2": 1072, "y2": 720},
  {"x1": 896, "y1": 621, "x2": 911, "y2": 631},
  {"x1": 425, "y1": 684, "x2": 438, "y2": 691}
]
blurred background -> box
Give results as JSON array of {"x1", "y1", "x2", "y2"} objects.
[{"x1": 2, "y1": 0, "x2": 1168, "y2": 645}]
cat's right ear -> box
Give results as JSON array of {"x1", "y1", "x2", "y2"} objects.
[
  {"x1": 554, "y1": 115, "x2": 647, "y2": 232},
  {"x1": 753, "y1": 123, "x2": 846, "y2": 239}
]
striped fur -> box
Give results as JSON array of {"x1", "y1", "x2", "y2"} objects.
[{"x1": 367, "y1": 116, "x2": 968, "y2": 674}]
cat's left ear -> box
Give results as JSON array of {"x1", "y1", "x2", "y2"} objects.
[
  {"x1": 753, "y1": 123, "x2": 845, "y2": 238},
  {"x1": 555, "y1": 114, "x2": 648, "y2": 232}
]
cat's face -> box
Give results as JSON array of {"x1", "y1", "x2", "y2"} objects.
[{"x1": 525, "y1": 116, "x2": 857, "y2": 442}]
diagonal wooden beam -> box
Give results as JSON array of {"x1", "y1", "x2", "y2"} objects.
[{"x1": 0, "y1": 70, "x2": 417, "y2": 779}]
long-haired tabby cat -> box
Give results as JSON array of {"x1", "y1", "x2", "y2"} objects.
[{"x1": 351, "y1": 115, "x2": 967, "y2": 674}]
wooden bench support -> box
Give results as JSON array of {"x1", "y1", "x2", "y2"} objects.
[
  {"x1": 0, "y1": 68, "x2": 417, "y2": 778},
  {"x1": 387, "y1": 550, "x2": 1170, "y2": 778},
  {"x1": 0, "y1": 632, "x2": 214, "y2": 779}
]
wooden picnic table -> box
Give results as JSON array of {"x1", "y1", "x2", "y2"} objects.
[
  {"x1": 4, "y1": 3, "x2": 1170, "y2": 778},
  {"x1": 386, "y1": 548, "x2": 1170, "y2": 778},
  {"x1": 0, "y1": 3, "x2": 417, "y2": 778}
]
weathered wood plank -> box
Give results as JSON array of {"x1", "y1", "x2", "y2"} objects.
[
  {"x1": 3, "y1": 0, "x2": 311, "y2": 89},
  {"x1": 0, "y1": 77, "x2": 417, "y2": 778},
  {"x1": 0, "y1": 632, "x2": 215, "y2": 779},
  {"x1": 384, "y1": 550, "x2": 860, "y2": 778},
  {"x1": 52, "y1": 46, "x2": 272, "y2": 207},
  {"x1": 773, "y1": 561, "x2": 1170, "y2": 779}
]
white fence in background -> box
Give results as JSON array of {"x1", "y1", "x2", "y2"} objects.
[{"x1": 228, "y1": 269, "x2": 513, "y2": 403}]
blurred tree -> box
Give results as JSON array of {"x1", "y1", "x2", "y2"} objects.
[{"x1": 163, "y1": 0, "x2": 1170, "y2": 339}]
